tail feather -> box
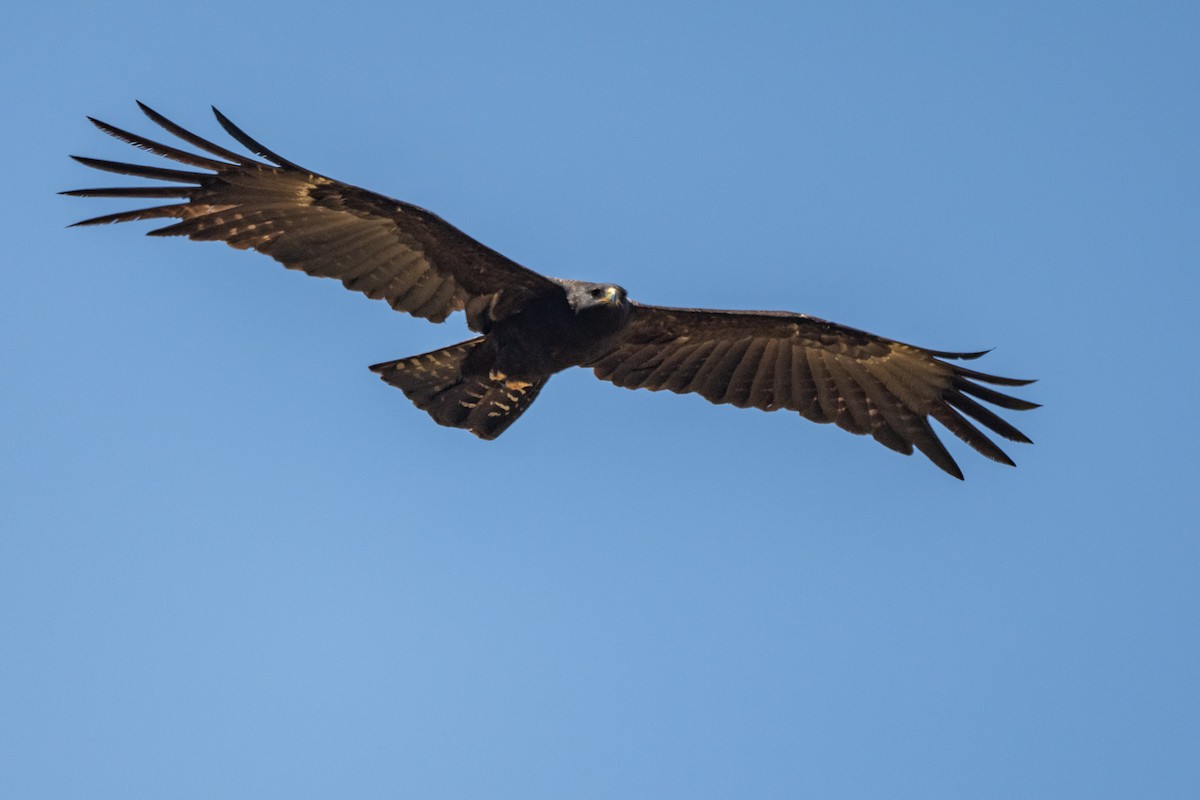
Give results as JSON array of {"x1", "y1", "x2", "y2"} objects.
[{"x1": 369, "y1": 338, "x2": 548, "y2": 439}]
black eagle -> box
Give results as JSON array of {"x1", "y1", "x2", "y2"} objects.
[{"x1": 65, "y1": 103, "x2": 1037, "y2": 478}]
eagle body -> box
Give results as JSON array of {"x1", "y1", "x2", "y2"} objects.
[
  {"x1": 370, "y1": 279, "x2": 633, "y2": 439},
  {"x1": 65, "y1": 103, "x2": 1038, "y2": 478},
  {"x1": 486, "y1": 279, "x2": 634, "y2": 376}
]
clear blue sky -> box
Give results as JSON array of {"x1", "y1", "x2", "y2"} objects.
[{"x1": 3, "y1": 2, "x2": 1198, "y2": 797}]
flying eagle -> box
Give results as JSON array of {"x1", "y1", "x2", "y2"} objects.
[{"x1": 65, "y1": 103, "x2": 1037, "y2": 478}]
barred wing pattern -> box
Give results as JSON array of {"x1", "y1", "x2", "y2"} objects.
[
  {"x1": 64, "y1": 103, "x2": 558, "y2": 329},
  {"x1": 590, "y1": 305, "x2": 1037, "y2": 479}
]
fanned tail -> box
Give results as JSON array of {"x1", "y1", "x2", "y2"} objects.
[{"x1": 369, "y1": 338, "x2": 548, "y2": 439}]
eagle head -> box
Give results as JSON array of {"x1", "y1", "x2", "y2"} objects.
[{"x1": 566, "y1": 281, "x2": 629, "y2": 313}]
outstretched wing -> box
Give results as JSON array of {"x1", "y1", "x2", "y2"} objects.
[
  {"x1": 589, "y1": 304, "x2": 1038, "y2": 478},
  {"x1": 63, "y1": 102, "x2": 560, "y2": 329}
]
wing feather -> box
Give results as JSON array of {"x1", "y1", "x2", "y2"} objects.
[
  {"x1": 720, "y1": 337, "x2": 762, "y2": 407},
  {"x1": 688, "y1": 340, "x2": 736, "y2": 401},
  {"x1": 662, "y1": 341, "x2": 716, "y2": 392},
  {"x1": 838, "y1": 358, "x2": 919, "y2": 456},
  {"x1": 707, "y1": 338, "x2": 754, "y2": 404},
  {"x1": 788, "y1": 344, "x2": 824, "y2": 422},
  {"x1": 747, "y1": 339, "x2": 779, "y2": 409},
  {"x1": 588, "y1": 304, "x2": 1036, "y2": 478},
  {"x1": 64, "y1": 103, "x2": 560, "y2": 328},
  {"x1": 807, "y1": 349, "x2": 842, "y2": 425},
  {"x1": 928, "y1": 405, "x2": 1013, "y2": 467},
  {"x1": 827, "y1": 354, "x2": 873, "y2": 434},
  {"x1": 770, "y1": 339, "x2": 794, "y2": 410},
  {"x1": 643, "y1": 342, "x2": 700, "y2": 388},
  {"x1": 945, "y1": 390, "x2": 1033, "y2": 444}
]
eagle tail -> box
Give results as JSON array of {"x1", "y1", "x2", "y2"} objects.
[{"x1": 369, "y1": 338, "x2": 548, "y2": 440}]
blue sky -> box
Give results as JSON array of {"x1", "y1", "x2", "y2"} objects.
[{"x1": 3, "y1": 1, "x2": 1198, "y2": 797}]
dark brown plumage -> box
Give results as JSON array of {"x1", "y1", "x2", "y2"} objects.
[{"x1": 65, "y1": 103, "x2": 1038, "y2": 478}]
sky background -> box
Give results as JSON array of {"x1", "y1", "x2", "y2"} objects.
[{"x1": 3, "y1": 1, "x2": 1198, "y2": 798}]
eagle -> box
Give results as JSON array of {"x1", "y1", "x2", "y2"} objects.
[{"x1": 65, "y1": 103, "x2": 1037, "y2": 479}]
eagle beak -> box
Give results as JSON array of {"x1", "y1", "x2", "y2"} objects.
[{"x1": 600, "y1": 286, "x2": 618, "y2": 305}]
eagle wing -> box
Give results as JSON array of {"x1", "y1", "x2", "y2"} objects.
[
  {"x1": 63, "y1": 103, "x2": 560, "y2": 330},
  {"x1": 588, "y1": 304, "x2": 1037, "y2": 478}
]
